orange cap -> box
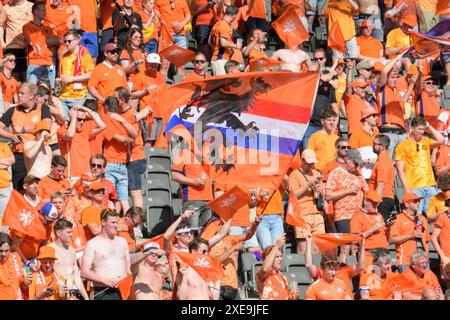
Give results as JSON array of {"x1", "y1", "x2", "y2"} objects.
[
  {"x1": 33, "y1": 121, "x2": 50, "y2": 135},
  {"x1": 422, "y1": 74, "x2": 436, "y2": 82},
  {"x1": 88, "y1": 181, "x2": 107, "y2": 191},
  {"x1": 402, "y1": 192, "x2": 423, "y2": 204},
  {"x1": 360, "y1": 19, "x2": 375, "y2": 29},
  {"x1": 407, "y1": 64, "x2": 419, "y2": 75},
  {"x1": 37, "y1": 246, "x2": 57, "y2": 260},
  {"x1": 373, "y1": 62, "x2": 385, "y2": 72},
  {"x1": 352, "y1": 80, "x2": 368, "y2": 89},
  {"x1": 249, "y1": 57, "x2": 280, "y2": 72},
  {"x1": 361, "y1": 106, "x2": 378, "y2": 120},
  {"x1": 336, "y1": 58, "x2": 345, "y2": 64},
  {"x1": 364, "y1": 190, "x2": 382, "y2": 203}
]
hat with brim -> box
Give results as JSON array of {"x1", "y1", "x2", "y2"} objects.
[
  {"x1": 143, "y1": 242, "x2": 164, "y2": 256},
  {"x1": 37, "y1": 246, "x2": 57, "y2": 260},
  {"x1": 361, "y1": 106, "x2": 379, "y2": 120},
  {"x1": 23, "y1": 175, "x2": 41, "y2": 185},
  {"x1": 352, "y1": 79, "x2": 369, "y2": 89},
  {"x1": 345, "y1": 149, "x2": 364, "y2": 165},
  {"x1": 402, "y1": 192, "x2": 423, "y2": 204},
  {"x1": 360, "y1": 19, "x2": 375, "y2": 30},
  {"x1": 104, "y1": 43, "x2": 118, "y2": 52},
  {"x1": 88, "y1": 181, "x2": 107, "y2": 191},
  {"x1": 356, "y1": 60, "x2": 372, "y2": 71},
  {"x1": 33, "y1": 121, "x2": 50, "y2": 135},
  {"x1": 422, "y1": 74, "x2": 437, "y2": 82},
  {"x1": 301, "y1": 149, "x2": 318, "y2": 164}
]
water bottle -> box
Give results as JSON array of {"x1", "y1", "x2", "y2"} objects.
[{"x1": 415, "y1": 216, "x2": 424, "y2": 250}]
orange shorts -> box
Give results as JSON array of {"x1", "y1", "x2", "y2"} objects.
[{"x1": 294, "y1": 213, "x2": 325, "y2": 239}]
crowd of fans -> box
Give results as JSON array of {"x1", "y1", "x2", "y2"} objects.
[{"x1": 0, "y1": 0, "x2": 449, "y2": 301}]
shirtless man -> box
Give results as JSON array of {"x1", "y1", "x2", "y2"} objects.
[
  {"x1": 175, "y1": 238, "x2": 221, "y2": 300},
  {"x1": 81, "y1": 209, "x2": 131, "y2": 300},
  {"x1": 131, "y1": 242, "x2": 166, "y2": 300},
  {"x1": 356, "y1": 0, "x2": 383, "y2": 40},
  {"x1": 49, "y1": 219, "x2": 89, "y2": 300},
  {"x1": 271, "y1": 45, "x2": 311, "y2": 72},
  {"x1": 23, "y1": 121, "x2": 52, "y2": 178}
]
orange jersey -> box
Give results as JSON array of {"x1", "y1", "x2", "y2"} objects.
[
  {"x1": 84, "y1": 119, "x2": 104, "y2": 156},
  {"x1": 256, "y1": 268, "x2": 289, "y2": 300},
  {"x1": 314, "y1": 265, "x2": 354, "y2": 297},
  {"x1": 434, "y1": 211, "x2": 450, "y2": 257},
  {"x1": 0, "y1": 252, "x2": 25, "y2": 300},
  {"x1": 376, "y1": 84, "x2": 405, "y2": 128},
  {"x1": 416, "y1": 91, "x2": 441, "y2": 129},
  {"x1": 0, "y1": 72, "x2": 19, "y2": 105},
  {"x1": 101, "y1": 113, "x2": 132, "y2": 163},
  {"x1": 349, "y1": 126, "x2": 378, "y2": 149},
  {"x1": 119, "y1": 48, "x2": 146, "y2": 84},
  {"x1": 350, "y1": 210, "x2": 389, "y2": 250},
  {"x1": 183, "y1": 71, "x2": 208, "y2": 82},
  {"x1": 359, "y1": 270, "x2": 397, "y2": 300},
  {"x1": 400, "y1": 268, "x2": 441, "y2": 298},
  {"x1": 389, "y1": 212, "x2": 430, "y2": 266},
  {"x1": 356, "y1": 35, "x2": 384, "y2": 59},
  {"x1": 87, "y1": 62, "x2": 128, "y2": 105},
  {"x1": 210, "y1": 20, "x2": 233, "y2": 61},
  {"x1": 155, "y1": 0, "x2": 190, "y2": 35},
  {"x1": 37, "y1": 176, "x2": 70, "y2": 200},
  {"x1": 22, "y1": 21, "x2": 54, "y2": 66},
  {"x1": 132, "y1": 71, "x2": 167, "y2": 118},
  {"x1": 28, "y1": 271, "x2": 66, "y2": 300},
  {"x1": 345, "y1": 94, "x2": 366, "y2": 135},
  {"x1": 43, "y1": 2, "x2": 72, "y2": 37},
  {"x1": 121, "y1": 107, "x2": 145, "y2": 162},
  {"x1": 81, "y1": 206, "x2": 101, "y2": 241},
  {"x1": 307, "y1": 131, "x2": 339, "y2": 172},
  {"x1": 193, "y1": 0, "x2": 214, "y2": 26},
  {"x1": 369, "y1": 151, "x2": 395, "y2": 199},
  {"x1": 209, "y1": 235, "x2": 240, "y2": 288},
  {"x1": 306, "y1": 277, "x2": 350, "y2": 300},
  {"x1": 69, "y1": 0, "x2": 97, "y2": 33}
]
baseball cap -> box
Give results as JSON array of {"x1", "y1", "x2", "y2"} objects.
[
  {"x1": 365, "y1": 190, "x2": 382, "y2": 203},
  {"x1": 373, "y1": 62, "x2": 385, "y2": 72},
  {"x1": 402, "y1": 192, "x2": 423, "y2": 204},
  {"x1": 422, "y1": 74, "x2": 437, "y2": 82},
  {"x1": 37, "y1": 246, "x2": 57, "y2": 260},
  {"x1": 104, "y1": 43, "x2": 118, "y2": 52},
  {"x1": 146, "y1": 53, "x2": 161, "y2": 64},
  {"x1": 360, "y1": 19, "x2": 375, "y2": 29},
  {"x1": 345, "y1": 149, "x2": 363, "y2": 165},
  {"x1": 301, "y1": 149, "x2": 318, "y2": 164},
  {"x1": 407, "y1": 64, "x2": 419, "y2": 75},
  {"x1": 143, "y1": 242, "x2": 160, "y2": 253},
  {"x1": 40, "y1": 203, "x2": 59, "y2": 220},
  {"x1": 356, "y1": 60, "x2": 372, "y2": 70},
  {"x1": 352, "y1": 79, "x2": 368, "y2": 89},
  {"x1": 23, "y1": 174, "x2": 40, "y2": 185},
  {"x1": 361, "y1": 106, "x2": 378, "y2": 120},
  {"x1": 336, "y1": 58, "x2": 345, "y2": 64},
  {"x1": 33, "y1": 121, "x2": 50, "y2": 135},
  {"x1": 88, "y1": 181, "x2": 106, "y2": 191}
]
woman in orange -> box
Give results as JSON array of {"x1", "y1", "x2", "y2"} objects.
[
  {"x1": 256, "y1": 234, "x2": 298, "y2": 300},
  {"x1": 120, "y1": 28, "x2": 146, "y2": 90}
]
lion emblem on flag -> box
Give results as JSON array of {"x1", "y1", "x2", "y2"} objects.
[
  {"x1": 19, "y1": 209, "x2": 35, "y2": 227},
  {"x1": 193, "y1": 257, "x2": 211, "y2": 268},
  {"x1": 219, "y1": 194, "x2": 237, "y2": 209},
  {"x1": 167, "y1": 49, "x2": 183, "y2": 57},
  {"x1": 283, "y1": 20, "x2": 296, "y2": 33}
]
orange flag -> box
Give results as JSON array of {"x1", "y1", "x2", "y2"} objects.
[
  {"x1": 2, "y1": 190, "x2": 47, "y2": 240},
  {"x1": 208, "y1": 185, "x2": 250, "y2": 221},
  {"x1": 312, "y1": 233, "x2": 362, "y2": 253},
  {"x1": 118, "y1": 275, "x2": 133, "y2": 300},
  {"x1": 136, "y1": 234, "x2": 165, "y2": 250},
  {"x1": 285, "y1": 191, "x2": 306, "y2": 229},
  {"x1": 158, "y1": 24, "x2": 174, "y2": 53},
  {"x1": 248, "y1": 0, "x2": 266, "y2": 19},
  {"x1": 249, "y1": 57, "x2": 281, "y2": 72},
  {"x1": 328, "y1": 21, "x2": 346, "y2": 54},
  {"x1": 175, "y1": 252, "x2": 224, "y2": 283},
  {"x1": 272, "y1": 6, "x2": 309, "y2": 48},
  {"x1": 159, "y1": 45, "x2": 196, "y2": 68},
  {"x1": 436, "y1": 0, "x2": 450, "y2": 15}
]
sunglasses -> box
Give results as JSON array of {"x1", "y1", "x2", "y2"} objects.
[
  {"x1": 179, "y1": 231, "x2": 193, "y2": 237},
  {"x1": 64, "y1": 39, "x2": 76, "y2": 44},
  {"x1": 194, "y1": 60, "x2": 206, "y2": 64},
  {"x1": 416, "y1": 143, "x2": 420, "y2": 152},
  {"x1": 201, "y1": 249, "x2": 209, "y2": 254},
  {"x1": 313, "y1": 57, "x2": 325, "y2": 61},
  {"x1": 77, "y1": 118, "x2": 86, "y2": 122},
  {"x1": 90, "y1": 163, "x2": 103, "y2": 168},
  {"x1": 424, "y1": 81, "x2": 434, "y2": 85},
  {"x1": 108, "y1": 50, "x2": 120, "y2": 55},
  {"x1": 373, "y1": 142, "x2": 383, "y2": 146},
  {"x1": 338, "y1": 146, "x2": 350, "y2": 150}
]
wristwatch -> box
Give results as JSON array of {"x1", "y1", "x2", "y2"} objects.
[{"x1": 22, "y1": 127, "x2": 25, "y2": 134}]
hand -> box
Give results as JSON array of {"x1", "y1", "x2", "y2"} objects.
[
  {"x1": 123, "y1": 136, "x2": 134, "y2": 146},
  {"x1": 194, "y1": 176, "x2": 206, "y2": 187},
  {"x1": 409, "y1": 74, "x2": 419, "y2": 84},
  {"x1": 181, "y1": 209, "x2": 194, "y2": 220},
  {"x1": 441, "y1": 256, "x2": 450, "y2": 266},
  {"x1": 233, "y1": 241, "x2": 245, "y2": 252},
  {"x1": 11, "y1": 134, "x2": 23, "y2": 144},
  {"x1": 414, "y1": 229, "x2": 423, "y2": 238},
  {"x1": 24, "y1": 272, "x2": 33, "y2": 286},
  {"x1": 275, "y1": 233, "x2": 286, "y2": 248},
  {"x1": 254, "y1": 214, "x2": 263, "y2": 224},
  {"x1": 61, "y1": 75, "x2": 74, "y2": 85},
  {"x1": 141, "y1": 106, "x2": 153, "y2": 117},
  {"x1": 346, "y1": 59, "x2": 355, "y2": 69},
  {"x1": 102, "y1": 278, "x2": 119, "y2": 288},
  {"x1": 173, "y1": 22, "x2": 184, "y2": 33},
  {"x1": 29, "y1": 263, "x2": 38, "y2": 272},
  {"x1": 236, "y1": 41, "x2": 243, "y2": 50},
  {"x1": 39, "y1": 287, "x2": 54, "y2": 299},
  {"x1": 69, "y1": 108, "x2": 78, "y2": 119}
]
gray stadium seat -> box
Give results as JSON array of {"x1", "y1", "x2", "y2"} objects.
[
  {"x1": 146, "y1": 189, "x2": 171, "y2": 206},
  {"x1": 144, "y1": 171, "x2": 171, "y2": 190},
  {"x1": 239, "y1": 253, "x2": 262, "y2": 298},
  {"x1": 145, "y1": 205, "x2": 175, "y2": 236},
  {"x1": 282, "y1": 254, "x2": 306, "y2": 272},
  {"x1": 147, "y1": 156, "x2": 172, "y2": 171},
  {"x1": 171, "y1": 198, "x2": 183, "y2": 217},
  {"x1": 285, "y1": 265, "x2": 313, "y2": 285}
]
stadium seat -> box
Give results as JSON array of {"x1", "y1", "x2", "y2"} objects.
[
  {"x1": 171, "y1": 179, "x2": 180, "y2": 197},
  {"x1": 188, "y1": 38, "x2": 197, "y2": 51},
  {"x1": 282, "y1": 253, "x2": 306, "y2": 272},
  {"x1": 147, "y1": 156, "x2": 171, "y2": 171},
  {"x1": 146, "y1": 189, "x2": 171, "y2": 206},
  {"x1": 239, "y1": 253, "x2": 262, "y2": 298},
  {"x1": 283, "y1": 242, "x2": 294, "y2": 254},
  {"x1": 285, "y1": 265, "x2": 313, "y2": 285},
  {"x1": 171, "y1": 198, "x2": 183, "y2": 217},
  {"x1": 185, "y1": 62, "x2": 195, "y2": 71},
  {"x1": 145, "y1": 205, "x2": 175, "y2": 236},
  {"x1": 144, "y1": 171, "x2": 171, "y2": 190}
]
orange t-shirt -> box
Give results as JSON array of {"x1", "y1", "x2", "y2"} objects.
[
  {"x1": 376, "y1": 84, "x2": 406, "y2": 128},
  {"x1": 322, "y1": 159, "x2": 345, "y2": 182},
  {"x1": 84, "y1": 119, "x2": 104, "y2": 156},
  {"x1": 349, "y1": 126, "x2": 378, "y2": 149},
  {"x1": 359, "y1": 270, "x2": 397, "y2": 300},
  {"x1": 100, "y1": 0, "x2": 118, "y2": 30},
  {"x1": 11, "y1": 227, "x2": 52, "y2": 260},
  {"x1": 416, "y1": 91, "x2": 441, "y2": 129},
  {"x1": 171, "y1": 148, "x2": 213, "y2": 201},
  {"x1": 209, "y1": 235, "x2": 240, "y2": 288},
  {"x1": 81, "y1": 206, "x2": 101, "y2": 241},
  {"x1": 101, "y1": 114, "x2": 131, "y2": 163},
  {"x1": 120, "y1": 48, "x2": 146, "y2": 84},
  {"x1": 389, "y1": 212, "x2": 430, "y2": 266},
  {"x1": 69, "y1": 0, "x2": 97, "y2": 33},
  {"x1": 87, "y1": 62, "x2": 128, "y2": 105},
  {"x1": 400, "y1": 268, "x2": 441, "y2": 298},
  {"x1": 0, "y1": 72, "x2": 19, "y2": 105},
  {"x1": 307, "y1": 131, "x2": 339, "y2": 172},
  {"x1": 256, "y1": 268, "x2": 289, "y2": 300},
  {"x1": 356, "y1": 35, "x2": 384, "y2": 59},
  {"x1": 43, "y1": 2, "x2": 72, "y2": 37},
  {"x1": 350, "y1": 210, "x2": 389, "y2": 250},
  {"x1": 37, "y1": 175, "x2": 70, "y2": 200},
  {"x1": 369, "y1": 151, "x2": 395, "y2": 199},
  {"x1": 259, "y1": 187, "x2": 284, "y2": 215},
  {"x1": 288, "y1": 168, "x2": 323, "y2": 216},
  {"x1": 22, "y1": 21, "x2": 54, "y2": 66},
  {"x1": 183, "y1": 71, "x2": 208, "y2": 82},
  {"x1": 121, "y1": 107, "x2": 145, "y2": 162},
  {"x1": 0, "y1": 252, "x2": 24, "y2": 300},
  {"x1": 210, "y1": 20, "x2": 232, "y2": 61},
  {"x1": 434, "y1": 212, "x2": 450, "y2": 257},
  {"x1": 57, "y1": 125, "x2": 92, "y2": 178},
  {"x1": 156, "y1": 0, "x2": 190, "y2": 35},
  {"x1": 194, "y1": 0, "x2": 214, "y2": 26},
  {"x1": 305, "y1": 277, "x2": 350, "y2": 300},
  {"x1": 326, "y1": 166, "x2": 367, "y2": 221},
  {"x1": 314, "y1": 265, "x2": 354, "y2": 298},
  {"x1": 28, "y1": 271, "x2": 66, "y2": 300},
  {"x1": 435, "y1": 145, "x2": 450, "y2": 175},
  {"x1": 132, "y1": 71, "x2": 167, "y2": 118},
  {"x1": 345, "y1": 94, "x2": 366, "y2": 135}
]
